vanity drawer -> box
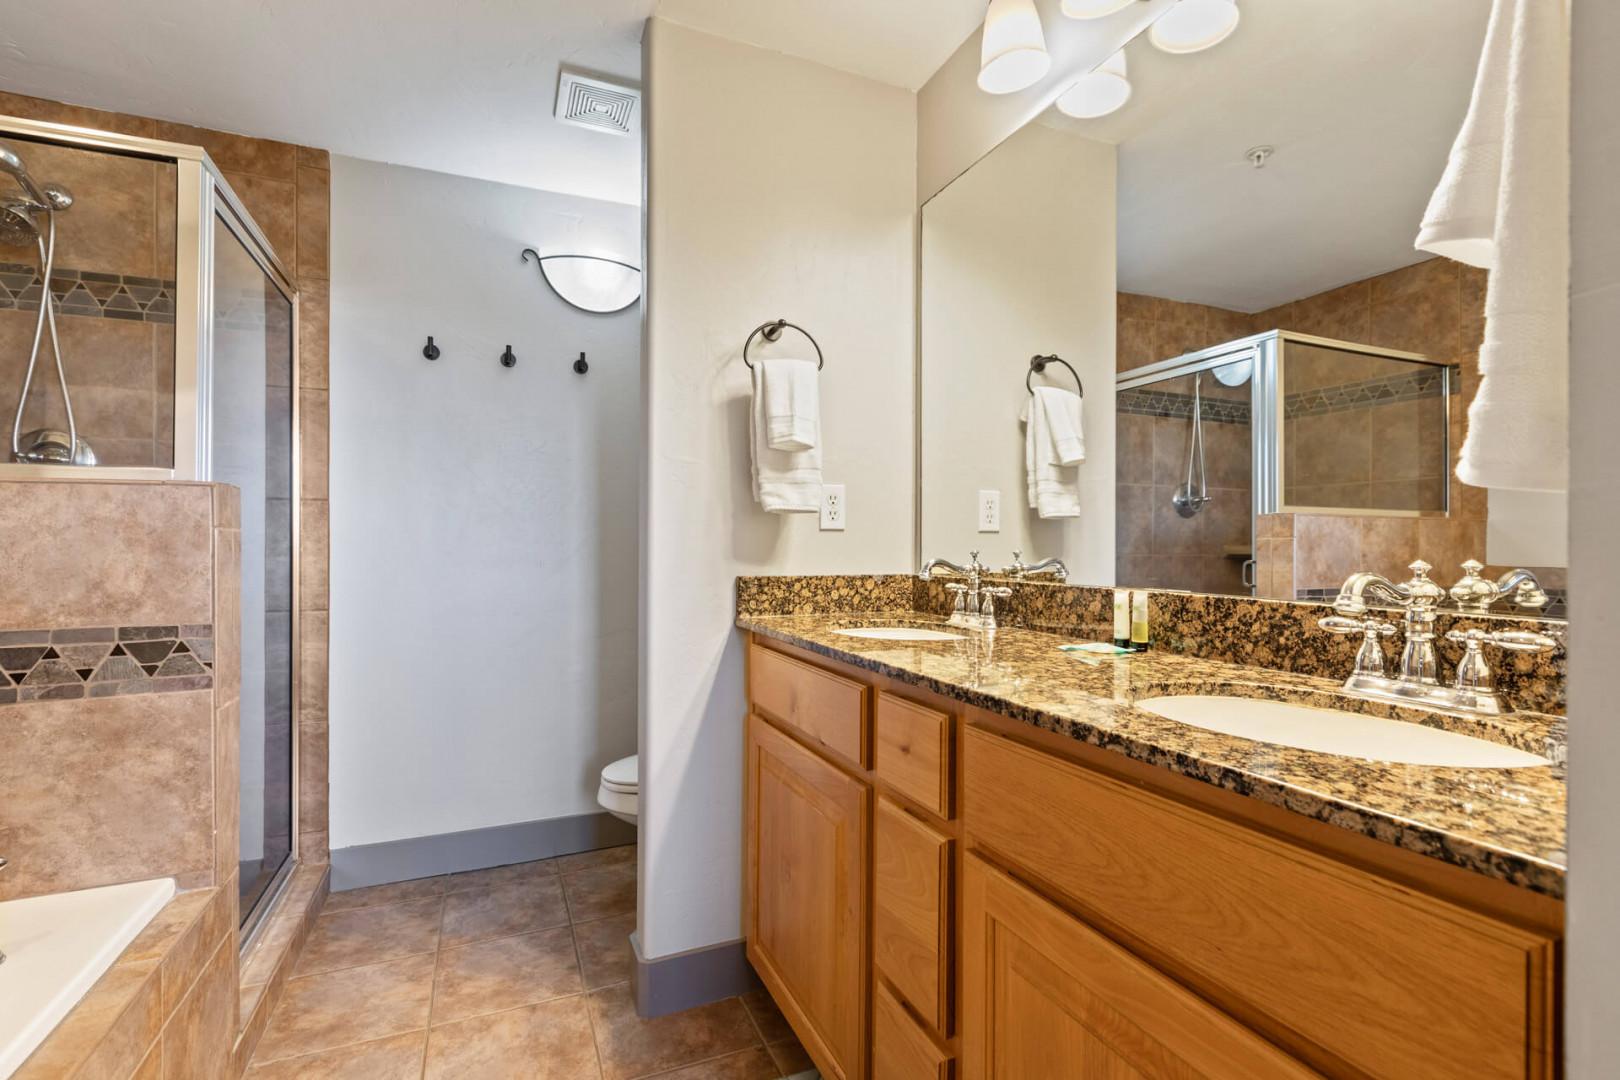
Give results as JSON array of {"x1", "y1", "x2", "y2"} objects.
[
  {"x1": 873, "y1": 796, "x2": 952, "y2": 1034},
  {"x1": 750, "y1": 643, "x2": 870, "y2": 767},
  {"x1": 963, "y1": 727, "x2": 1556, "y2": 1080},
  {"x1": 874, "y1": 691, "x2": 951, "y2": 817},
  {"x1": 873, "y1": 980, "x2": 951, "y2": 1080}
]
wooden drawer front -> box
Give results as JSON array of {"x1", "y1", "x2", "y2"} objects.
[
  {"x1": 873, "y1": 796, "x2": 951, "y2": 1033},
  {"x1": 874, "y1": 980, "x2": 951, "y2": 1080},
  {"x1": 874, "y1": 692, "x2": 951, "y2": 817},
  {"x1": 747, "y1": 714, "x2": 869, "y2": 1080},
  {"x1": 961, "y1": 853, "x2": 1317, "y2": 1080},
  {"x1": 751, "y1": 643, "x2": 870, "y2": 766},
  {"x1": 964, "y1": 728, "x2": 1556, "y2": 1080}
]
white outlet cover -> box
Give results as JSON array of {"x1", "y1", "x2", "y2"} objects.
[
  {"x1": 821, "y1": 484, "x2": 846, "y2": 531},
  {"x1": 978, "y1": 489, "x2": 1001, "y2": 533}
]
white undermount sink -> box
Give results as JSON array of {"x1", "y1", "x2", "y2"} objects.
[
  {"x1": 1134, "y1": 695, "x2": 1551, "y2": 768},
  {"x1": 832, "y1": 626, "x2": 966, "y2": 642}
]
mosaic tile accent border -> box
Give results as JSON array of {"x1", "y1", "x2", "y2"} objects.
[
  {"x1": 1117, "y1": 387, "x2": 1250, "y2": 425},
  {"x1": 1283, "y1": 365, "x2": 1459, "y2": 419},
  {"x1": 0, "y1": 624, "x2": 213, "y2": 705},
  {"x1": 0, "y1": 262, "x2": 177, "y2": 324}
]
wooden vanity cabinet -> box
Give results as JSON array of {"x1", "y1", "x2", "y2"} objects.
[{"x1": 742, "y1": 634, "x2": 1563, "y2": 1080}]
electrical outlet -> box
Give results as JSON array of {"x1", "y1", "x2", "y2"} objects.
[
  {"x1": 820, "y1": 484, "x2": 846, "y2": 531},
  {"x1": 978, "y1": 489, "x2": 1001, "y2": 533}
]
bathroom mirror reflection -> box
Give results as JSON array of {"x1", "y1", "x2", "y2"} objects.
[{"x1": 918, "y1": 0, "x2": 1568, "y2": 612}]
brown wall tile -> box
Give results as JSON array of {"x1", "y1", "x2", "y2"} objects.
[
  {"x1": 295, "y1": 165, "x2": 331, "y2": 282},
  {"x1": 220, "y1": 170, "x2": 297, "y2": 270},
  {"x1": 213, "y1": 527, "x2": 243, "y2": 703},
  {"x1": 300, "y1": 388, "x2": 329, "y2": 500},
  {"x1": 153, "y1": 121, "x2": 297, "y2": 181},
  {"x1": 0, "y1": 480, "x2": 213, "y2": 627},
  {"x1": 299, "y1": 610, "x2": 330, "y2": 730},
  {"x1": 161, "y1": 937, "x2": 237, "y2": 1080},
  {"x1": 299, "y1": 499, "x2": 330, "y2": 611},
  {"x1": 215, "y1": 699, "x2": 242, "y2": 885},
  {"x1": 0, "y1": 90, "x2": 157, "y2": 137},
  {"x1": 298, "y1": 277, "x2": 330, "y2": 390}
]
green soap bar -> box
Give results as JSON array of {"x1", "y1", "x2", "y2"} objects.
[{"x1": 1059, "y1": 642, "x2": 1133, "y2": 655}]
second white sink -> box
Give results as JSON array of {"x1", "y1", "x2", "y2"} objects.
[
  {"x1": 833, "y1": 626, "x2": 965, "y2": 642},
  {"x1": 1134, "y1": 695, "x2": 1551, "y2": 768}
]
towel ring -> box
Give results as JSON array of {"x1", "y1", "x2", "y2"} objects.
[
  {"x1": 743, "y1": 319, "x2": 824, "y2": 371},
  {"x1": 1027, "y1": 354, "x2": 1083, "y2": 397}
]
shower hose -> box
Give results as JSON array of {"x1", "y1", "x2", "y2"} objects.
[{"x1": 9, "y1": 205, "x2": 77, "y2": 463}]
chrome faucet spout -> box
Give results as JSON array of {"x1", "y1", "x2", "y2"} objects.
[
  {"x1": 920, "y1": 558, "x2": 971, "y2": 581},
  {"x1": 1332, "y1": 572, "x2": 1411, "y2": 615}
]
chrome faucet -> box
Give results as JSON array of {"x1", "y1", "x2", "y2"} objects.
[
  {"x1": 1447, "y1": 560, "x2": 1550, "y2": 614},
  {"x1": 920, "y1": 551, "x2": 1012, "y2": 631},
  {"x1": 1000, "y1": 550, "x2": 1069, "y2": 582},
  {"x1": 1322, "y1": 560, "x2": 1557, "y2": 715}
]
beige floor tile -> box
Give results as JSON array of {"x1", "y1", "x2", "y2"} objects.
[
  {"x1": 295, "y1": 897, "x2": 443, "y2": 976},
  {"x1": 245, "y1": 1030, "x2": 427, "y2": 1078},
  {"x1": 322, "y1": 876, "x2": 447, "y2": 912},
  {"x1": 562, "y1": 863, "x2": 636, "y2": 923},
  {"x1": 441, "y1": 877, "x2": 569, "y2": 948},
  {"x1": 554, "y1": 844, "x2": 636, "y2": 875},
  {"x1": 444, "y1": 859, "x2": 557, "y2": 894},
  {"x1": 573, "y1": 912, "x2": 636, "y2": 990},
  {"x1": 644, "y1": 1047, "x2": 782, "y2": 1079},
  {"x1": 431, "y1": 926, "x2": 582, "y2": 1024},
  {"x1": 252, "y1": 954, "x2": 436, "y2": 1063},
  {"x1": 424, "y1": 996, "x2": 601, "y2": 1079},
  {"x1": 588, "y1": 984, "x2": 761, "y2": 1080},
  {"x1": 738, "y1": 989, "x2": 795, "y2": 1045}
]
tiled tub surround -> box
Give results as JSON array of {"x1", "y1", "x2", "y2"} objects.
[
  {"x1": 0, "y1": 262, "x2": 178, "y2": 323},
  {"x1": 736, "y1": 576, "x2": 1568, "y2": 897},
  {"x1": 13, "y1": 886, "x2": 237, "y2": 1079},
  {"x1": 0, "y1": 623, "x2": 213, "y2": 705}
]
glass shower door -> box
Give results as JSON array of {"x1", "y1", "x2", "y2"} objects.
[{"x1": 210, "y1": 206, "x2": 296, "y2": 933}]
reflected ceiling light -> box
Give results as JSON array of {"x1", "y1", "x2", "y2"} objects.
[
  {"x1": 978, "y1": 0, "x2": 1051, "y2": 95},
  {"x1": 521, "y1": 249, "x2": 642, "y2": 314},
  {"x1": 1061, "y1": 0, "x2": 1135, "y2": 18},
  {"x1": 1054, "y1": 49, "x2": 1131, "y2": 119},
  {"x1": 1149, "y1": 0, "x2": 1240, "y2": 54}
]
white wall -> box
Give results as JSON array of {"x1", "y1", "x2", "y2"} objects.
[
  {"x1": 1567, "y1": 0, "x2": 1620, "y2": 1070},
  {"x1": 641, "y1": 18, "x2": 917, "y2": 960},
  {"x1": 329, "y1": 156, "x2": 641, "y2": 850},
  {"x1": 920, "y1": 121, "x2": 1116, "y2": 578}
]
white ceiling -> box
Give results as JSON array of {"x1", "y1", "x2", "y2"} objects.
[
  {"x1": 0, "y1": 0, "x2": 983, "y2": 206},
  {"x1": 1042, "y1": 0, "x2": 1492, "y2": 312}
]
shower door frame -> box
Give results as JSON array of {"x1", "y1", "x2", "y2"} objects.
[
  {"x1": 1118, "y1": 330, "x2": 1454, "y2": 521},
  {"x1": 0, "y1": 114, "x2": 304, "y2": 948}
]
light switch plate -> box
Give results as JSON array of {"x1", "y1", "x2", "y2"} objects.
[
  {"x1": 978, "y1": 489, "x2": 1001, "y2": 533},
  {"x1": 820, "y1": 484, "x2": 846, "y2": 531}
]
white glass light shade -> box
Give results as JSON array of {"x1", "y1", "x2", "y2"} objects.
[
  {"x1": 978, "y1": 0, "x2": 1051, "y2": 94},
  {"x1": 1061, "y1": 0, "x2": 1135, "y2": 18},
  {"x1": 1054, "y1": 49, "x2": 1131, "y2": 119},
  {"x1": 527, "y1": 253, "x2": 642, "y2": 314},
  {"x1": 1149, "y1": 0, "x2": 1240, "y2": 54}
]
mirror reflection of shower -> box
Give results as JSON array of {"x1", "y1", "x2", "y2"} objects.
[
  {"x1": 1172, "y1": 372, "x2": 1211, "y2": 518},
  {"x1": 1, "y1": 141, "x2": 92, "y2": 465}
]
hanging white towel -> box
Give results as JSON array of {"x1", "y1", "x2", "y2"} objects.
[
  {"x1": 1035, "y1": 386, "x2": 1085, "y2": 466},
  {"x1": 762, "y1": 357, "x2": 820, "y2": 451},
  {"x1": 1415, "y1": 0, "x2": 1569, "y2": 492},
  {"x1": 750, "y1": 363, "x2": 822, "y2": 513},
  {"x1": 1022, "y1": 389, "x2": 1082, "y2": 519}
]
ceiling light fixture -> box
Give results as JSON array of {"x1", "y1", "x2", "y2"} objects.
[
  {"x1": 1149, "y1": 0, "x2": 1240, "y2": 54},
  {"x1": 1061, "y1": 0, "x2": 1136, "y2": 18},
  {"x1": 1054, "y1": 49, "x2": 1132, "y2": 119},
  {"x1": 978, "y1": 0, "x2": 1052, "y2": 95}
]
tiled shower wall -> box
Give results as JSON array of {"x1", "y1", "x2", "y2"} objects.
[
  {"x1": 0, "y1": 89, "x2": 332, "y2": 864},
  {"x1": 1115, "y1": 256, "x2": 1503, "y2": 598}
]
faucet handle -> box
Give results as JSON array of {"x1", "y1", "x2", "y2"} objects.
[
  {"x1": 1403, "y1": 560, "x2": 1446, "y2": 607},
  {"x1": 1448, "y1": 560, "x2": 1498, "y2": 613},
  {"x1": 1477, "y1": 629, "x2": 1559, "y2": 653},
  {"x1": 1321, "y1": 615, "x2": 1396, "y2": 678}
]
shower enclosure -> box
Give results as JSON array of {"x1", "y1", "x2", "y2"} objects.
[
  {"x1": 0, "y1": 115, "x2": 300, "y2": 942},
  {"x1": 1116, "y1": 330, "x2": 1454, "y2": 596}
]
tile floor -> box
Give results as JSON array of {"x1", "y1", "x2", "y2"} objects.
[{"x1": 245, "y1": 845, "x2": 818, "y2": 1078}]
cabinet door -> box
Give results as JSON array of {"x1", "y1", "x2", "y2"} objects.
[
  {"x1": 746, "y1": 714, "x2": 869, "y2": 1080},
  {"x1": 961, "y1": 854, "x2": 1319, "y2": 1080}
]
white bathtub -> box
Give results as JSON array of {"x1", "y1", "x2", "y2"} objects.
[{"x1": 0, "y1": 877, "x2": 176, "y2": 1078}]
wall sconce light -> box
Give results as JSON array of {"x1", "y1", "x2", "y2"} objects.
[{"x1": 520, "y1": 249, "x2": 642, "y2": 314}]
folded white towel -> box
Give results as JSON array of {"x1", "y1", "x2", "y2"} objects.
[
  {"x1": 1415, "y1": 0, "x2": 1569, "y2": 492},
  {"x1": 751, "y1": 363, "x2": 822, "y2": 513},
  {"x1": 1034, "y1": 386, "x2": 1084, "y2": 466},
  {"x1": 1022, "y1": 391, "x2": 1082, "y2": 519},
  {"x1": 762, "y1": 357, "x2": 820, "y2": 451}
]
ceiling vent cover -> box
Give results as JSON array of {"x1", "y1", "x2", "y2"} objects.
[{"x1": 555, "y1": 70, "x2": 639, "y2": 137}]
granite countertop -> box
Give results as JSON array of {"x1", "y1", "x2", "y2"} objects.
[{"x1": 738, "y1": 610, "x2": 1568, "y2": 899}]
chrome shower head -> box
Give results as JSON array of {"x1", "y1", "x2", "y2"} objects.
[
  {"x1": 0, "y1": 142, "x2": 50, "y2": 207},
  {"x1": 0, "y1": 200, "x2": 40, "y2": 245}
]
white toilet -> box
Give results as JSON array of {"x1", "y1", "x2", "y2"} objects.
[{"x1": 597, "y1": 755, "x2": 639, "y2": 826}]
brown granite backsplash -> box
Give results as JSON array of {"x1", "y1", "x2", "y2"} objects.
[{"x1": 736, "y1": 575, "x2": 1567, "y2": 716}]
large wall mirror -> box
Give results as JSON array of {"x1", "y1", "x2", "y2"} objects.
[{"x1": 918, "y1": 0, "x2": 1568, "y2": 610}]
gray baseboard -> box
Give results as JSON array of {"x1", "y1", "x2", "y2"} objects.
[
  {"x1": 631, "y1": 931, "x2": 761, "y2": 1018},
  {"x1": 330, "y1": 810, "x2": 636, "y2": 891}
]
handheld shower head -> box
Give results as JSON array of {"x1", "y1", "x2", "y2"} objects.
[{"x1": 0, "y1": 142, "x2": 49, "y2": 207}]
